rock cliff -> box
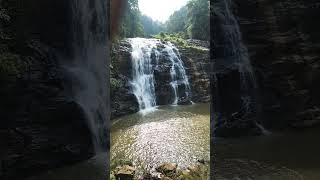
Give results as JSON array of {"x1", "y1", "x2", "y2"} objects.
[
  {"x1": 234, "y1": 0, "x2": 320, "y2": 129},
  {"x1": 1, "y1": 1, "x2": 103, "y2": 179},
  {"x1": 111, "y1": 39, "x2": 210, "y2": 119},
  {"x1": 212, "y1": 0, "x2": 320, "y2": 136}
]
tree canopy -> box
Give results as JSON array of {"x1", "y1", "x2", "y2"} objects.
[
  {"x1": 186, "y1": 0, "x2": 210, "y2": 40},
  {"x1": 117, "y1": 0, "x2": 210, "y2": 40},
  {"x1": 118, "y1": 0, "x2": 144, "y2": 38},
  {"x1": 140, "y1": 15, "x2": 165, "y2": 37}
]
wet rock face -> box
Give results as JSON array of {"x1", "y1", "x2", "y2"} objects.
[
  {"x1": 178, "y1": 43, "x2": 210, "y2": 103},
  {"x1": 212, "y1": 0, "x2": 320, "y2": 134},
  {"x1": 0, "y1": 1, "x2": 96, "y2": 179},
  {"x1": 212, "y1": 69, "x2": 261, "y2": 137},
  {"x1": 111, "y1": 40, "x2": 210, "y2": 119},
  {"x1": 30, "y1": 1, "x2": 72, "y2": 53},
  {"x1": 110, "y1": 40, "x2": 139, "y2": 119},
  {"x1": 212, "y1": 0, "x2": 263, "y2": 137},
  {"x1": 232, "y1": 0, "x2": 320, "y2": 129},
  {"x1": 154, "y1": 50, "x2": 178, "y2": 105}
]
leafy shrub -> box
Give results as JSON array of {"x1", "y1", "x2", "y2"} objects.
[
  {"x1": 110, "y1": 77, "x2": 121, "y2": 93},
  {"x1": 153, "y1": 33, "x2": 207, "y2": 52}
]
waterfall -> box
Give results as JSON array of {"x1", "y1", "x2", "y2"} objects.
[
  {"x1": 163, "y1": 42, "x2": 191, "y2": 105},
  {"x1": 129, "y1": 38, "x2": 158, "y2": 111},
  {"x1": 64, "y1": 0, "x2": 108, "y2": 152},
  {"x1": 213, "y1": 0, "x2": 268, "y2": 134},
  {"x1": 129, "y1": 38, "x2": 191, "y2": 112},
  {"x1": 217, "y1": 0, "x2": 257, "y2": 95}
]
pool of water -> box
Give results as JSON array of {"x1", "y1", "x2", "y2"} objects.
[
  {"x1": 110, "y1": 103, "x2": 210, "y2": 170},
  {"x1": 214, "y1": 128, "x2": 320, "y2": 180},
  {"x1": 27, "y1": 154, "x2": 107, "y2": 180}
]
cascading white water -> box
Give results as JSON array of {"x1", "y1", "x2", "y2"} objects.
[
  {"x1": 215, "y1": 0, "x2": 270, "y2": 134},
  {"x1": 219, "y1": 0, "x2": 257, "y2": 90},
  {"x1": 214, "y1": 0, "x2": 257, "y2": 106},
  {"x1": 65, "y1": 0, "x2": 108, "y2": 152},
  {"x1": 163, "y1": 42, "x2": 191, "y2": 105},
  {"x1": 129, "y1": 38, "x2": 191, "y2": 111},
  {"x1": 129, "y1": 38, "x2": 158, "y2": 111}
]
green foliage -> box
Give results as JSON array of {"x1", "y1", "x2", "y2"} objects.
[
  {"x1": 140, "y1": 15, "x2": 165, "y2": 37},
  {"x1": 0, "y1": 53, "x2": 24, "y2": 82},
  {"x1": 117, "y1": 0, "x2": 209, "y2": 41},
  {"x1": 154, "y1": 33, "x2": 187, "y2": 47},
  {"x1": 186, "y1": 0, "x2": 210, "y2": 40},
  {"x1": 153, "y1": 33, "x2": 207, "y2": 53},
  {"x1": 159, "y1": 32, "x2": 165, "y2": 38},
  {"x1": 119, "y1": 0, "x2": 144, "y2": 38},
  {"x1": 110, "y1": 77, "x2": 121, "y2": 93},
  {"x1": 110, "y1": 45, "x2": 121, "y2": 94},
  {"x1": 164, "y1": 0, "x2": 210, "y2": 40},
  {"x1": 166, "y1": 6, "x2": 188, "y2": 36}
]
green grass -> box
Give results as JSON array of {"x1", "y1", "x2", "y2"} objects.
[{"x1": 153, "y1": 33, "x2": 208, "y2": 53}]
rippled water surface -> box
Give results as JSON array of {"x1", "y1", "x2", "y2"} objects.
[
  {"x1": 214, "y1": 128, "x2": 320, "y2": 180},
  {"x1": 111, "y1": 103, "x2": 210, "y2": 170}
]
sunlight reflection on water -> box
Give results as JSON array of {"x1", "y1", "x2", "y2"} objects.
[{"x1": 111, "y1": 103, "x2": 210, "y2": 170}]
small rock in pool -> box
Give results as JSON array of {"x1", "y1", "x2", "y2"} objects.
[
  {"x1": 156, "y1": 163, "x2": 177, "y2": 176},
  {"x1": 115, "y1": 165, "x2": 136, "y2": 180}
]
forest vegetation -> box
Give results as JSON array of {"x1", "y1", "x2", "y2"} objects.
[
  {"x1": 111, "y1": 0, "x2": 210, "y2": 93},
  {"x1": 117, "y1": 0, "x2": 210, "y2": 40}
]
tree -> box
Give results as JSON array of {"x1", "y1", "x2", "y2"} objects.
[
  {"x1": 119, "y1": 0, "x2": 144, "y2": 38},
  {"x1": 140, "y1": 15, "x2": 165, "y2": 37},
  {"x1": 166, "y1": 6, "x2": 188, "y2": 36},
  {"x1": 186, "y1": 0, "x2": 210, "y2": 40},
  {"x1": 164, "y1": 0, "x2": 210, "y2": 40}
]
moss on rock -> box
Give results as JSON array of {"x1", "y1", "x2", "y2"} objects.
[{"x1": 0, "y1": 53, "x2": 24, "y2": 82}]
